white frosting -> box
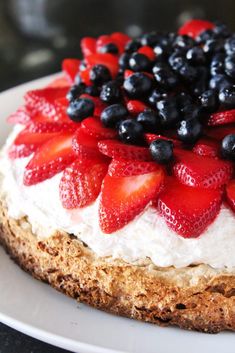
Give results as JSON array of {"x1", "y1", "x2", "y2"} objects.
[{"x1": 1, "y1": 127, "x2": 235, "y2": 269}]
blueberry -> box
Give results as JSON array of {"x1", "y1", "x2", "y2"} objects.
[
  {"x1": 141, "y1": 32, "x2": 161, "y2": 47},
  {"x1": 157, "y1": 97, "x2": 180, "y2": 127},
  {"x1": 100, "y1": 81, "x2": 121, "y2": 103},
  {"x1": 168, "y1": 53, "x2": 186, "y2": 71},
  {"x1": 90, "y1": 64, "x2": 111, "y2": 86},
  {"x1": 224, "y1": 35, "x2": 235, "y2": 55},
  {"x1": 118, "y1": 119, "x2": 144, "y2": 145},
  {"x1": 218, "y1": 86, "x2": 235, "y2": 108},
  {"x1": 119, "y1": 53, "x2": 130, "y2": 70},
  {"x1": 199, "y1": 90, "x2": 219, "y2": 112},
  {"x1": 129, "y1": 53, "x2": 151, "y2": 72},
  {"x1": 101, "y1": 104, "x2": 128, "y2": 128},
  {"x1": 67, "y1": 98, "x2": 94, "y2": 122},
  {"x1": 66, "y1": 84, "x2": 85, "y2": 102},
  {"x1": 148, "y1": 88, "x2": 167, "y2": 106},
  {"x1": 225, "y1": 55, "x2": 235, "y2": 78},
  {"x1": 153, "y1": 43, "x2": 171, "y2": 58},
  {"x1": 149, "y1": 139, "x2": 173, "y2": 164},
  {"x1": 84, "y1": 85, "x2": 100, "y2": 96},
  {"x1": 154, "y1": 67, "x2": 178, "y2": 88},
  {"x1": 191, "y1": 66, "x2": 208, "y2": 96},
  {"x1": 209, "y1": 74, "x2": 231, "y2": 90},
  {"x1": 210, "y1": 53, "x2": 225, "y2": 76},
  {"x1": 180, "y1": 103, "x2": 201, "y2": 120},
  {"x1": 173, "y1": 35, "x2": 194, "y2": 50},
  {"x1": 176, "y1": 92, "x2": 193, "y2": 108},
  {"x1": 136, "y1": 110, "x2": 160, "y2": 133},
  {"x1": 213, "y1": 22, "x2": 231, "y2": 38},
  {"x1": 125, "y1": 39, "x2": 141, "y2": 53},
  {"x1": 123, "y1": 73, "x2": 152, "y2": 98},
  {"x1": 178, "y1": 62, "x2": 197, "y2": 82},
  {"x1": 177, "y1": 118, "x2": 202, "y2": 143},
  {"x1": 221, "y1": 134, "x2": 235, "y2": 161},
  {"x1": 203, "y1": 39, "x2": 224, "y2": 55},
  {"x1": 98, "y1": 43, "x2": 119, "y2": 54},
  {"x1": 186, "y1": 46, "x2": 205, "y2": 64},
  {"x1": 196, "y1": 29, "x2": 215, "y2": 43}
]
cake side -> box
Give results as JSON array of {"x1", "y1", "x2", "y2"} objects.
[{"x1": 1, "y1": 198, "x2": 235, "y2": 333}]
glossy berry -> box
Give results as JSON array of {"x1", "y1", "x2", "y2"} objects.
[
  {"x1": 100, "y1": 81, "x2": 121, "y2": 103},
  {"x1": 196, "y1": 29, "x2": 215, "y2": 43},
  {"x1": 203, "y1": 39, "x2": 224, "y2": 55},
  {"x1": 123, "y1": 73, "x2": 152, "y2": 98},
  {"x1": 153, "y1": 67, "x2": 178, "y2": 89},
  {"x1": 129, "y1": 53, "x2": 151, "y2": 72},
  {"x1": 84, "y1": 85, "x2": 100, "y2": 96},
  {"x1": 180, "y1": 103, "x2": 200, "y2": 120},
  {"x1": 101, "y1": 103, "x2": 128, "y2": 128},
  {"x1": 125, "y1": 39, "x2": 141, "y2": 53},
  {"x1": 168, "y1": 53, "x2": 186, "y2": 71},
  {"x1": 224, "y1": 35, "x2": 235, "y2": 55},
  {"x1": 210, "y1": 53, "x2": 225, "y2": 76},
  {"x1": 119, "y1": 53, "x2": 130, "y2": 70},
  {"x1": 118, "y1": 119, "x2": 144, "y2": 145},
  {"x1": 157, "y1": 97, "x2": 180, "y2": 127},
  {"x1": 186, "y1": 46, "x2": 205, "y2": 64},
  {"x1": 90, "y1": 64, "x2": 111, "y2": 85},
  {"x1": 149, "y1": 139, "x2": 173, "y2": 164},
  {"x1": 209, "y1": 74, "x2": 231, "y2": 90},
  {"x1": 199, "y1": 90, "x2": 219, "y2": 112},
  {"x1": 67, "y1": 98, "x2": 94, "y2": 122},
  {"x1": 141, "y1": 32, "x2": 160, "y2": 47},
  {"x1": 66, "y1": 84, "x2": 85, "y2": 102},
  {"x1": 98, "y1": 43, "x2": 119, "y2": 54},
  {"x1": 177, "y1": 118, "x2": 202, "y2": 143},
  {"x1": 178, "y1": 62, "x2": 197, "y2": 82},
  {"x1": 218, "y1": 86, "x2": 235, "y2": 108},
  {"x1": 136, "y1": 110, "x2": 159, "y2": 133},
  {"x1": 148, "y1": 88, "x2": 167, "y2": 106},
  {"x1": 173, "y1": 35, "x2": 194, "y2": 50},
  {"x1": 221, "y1": 134, "x2": 235, "y2": 161},
  {"x1": 225, "y1": 55, "x2": 235, "y2": 78}
]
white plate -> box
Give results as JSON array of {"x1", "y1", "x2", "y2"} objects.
[{"x1": 0, "y1": 76, "x2": 235, "y2": 353}]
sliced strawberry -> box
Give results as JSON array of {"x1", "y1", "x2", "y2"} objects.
[
  {"x1": 108, "y1": 159, "x2": 163, "y2": 177},
  {"x1": 62, "y1": 58, "x2": 80, "y2": 83},
  {"x1": 60, "y1": 158, "x2": 108, "y2": 209},
  {"x1": 99, "y1": 168, "x2": 165, "y2": 233},
  {"x1": 226, "y1": 179, "x2": 235, "y2": 213},
  {"x1": 208, "y1": 109, "x2": 235, "y2": 126},
  {"x1": 47, "y1": 75, "x2": 70, "y2": 88},
  {"x1": 138, "y1": 46, "x2": 155, "y2": 60},
  {"x1": 80, "y1": 37, "x2": 96, "y2": 57},
  {"x1": 98, "y1": 140, "x2": 152, "y2": 161},
  {"x1": 145, "y1": 134, "x2": 182, "y2": 147},
  {"x1": 79, "y1": 68, "x2": 92, "y2": 86},
  {"x1": 24, "y1": 132, "x2": 76, "y2": 185},
  {"x1": 72, "y1": 128, "x2": 102, "y2": 159},
  {"x1": 25, "y1": 121, "x2": 78, "y2": 133},
  {"x1": 157, "y1": 177, "x2": 222, "y2": 238},
  {"x1": 178, "y1": 19, "x2": 215, "y2": 38},
  {"x1": 126, "y1": 100, "x2": 149, "y2": 115},
  {"x1": 173, "y1": 149, "x2": 233, "y2": 189},
  {"x1": 124, "y1": 69, "x2": 134, "y2": 79},
  {"x1": 205, "y1": 125, "x2": 235, "y2": 140},
  {"x1": 7, "y1": 107, "x2": 32, "y2": 125},
  {"x1": 81, "y1": 117, "x2": 117, "y2": 139},
  {"x1": 8, "y1": 144, "x2": 38, "y2": 159},
  {"x1": 96, "y1": 35, "x2": 113, "y2": 52},
  {"x1": 85, "y1": 53, "x2": 119, "y2": 77},
  {"x1": 192, "y1": 138, "x2": 219, "y2": 158},
  {"x1": 110, "y1": 32, "x2": 130, "y2": 51}
]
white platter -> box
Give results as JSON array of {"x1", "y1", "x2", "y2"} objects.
[{"x1": 0, "y1": 76, "x2": 235, "y2": 353}]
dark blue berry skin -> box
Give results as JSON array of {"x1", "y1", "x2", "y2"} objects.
[
  {"x1": 98, "y1": 43, "x2": 119, "y2": 54},
  {"x1": 154, "y1": 68, "x2": 178, "y2": 89},
  {"x1": 224, "y1": 35, "x2": 235, "y2": 55},
  {"x1": 173, "y1": 35, "x2": 194, "y2": 51},
  {"x1": 123, "y1": 73, "x2": 152, "y2": 98},
  {"x1": 199, "y1": 90, "x2": 219, "y2": 113},
  {"x1": 213, "y1": 22, "x2": 231, "y2": 38},
  {"x1": 218, "y1": 86, "x2": 235, "y2": 108},
  {"x1": 149, "y1": 139, "x2": 173, "y2": 164},
  {"x1": 67, "y1": 98, "x2": 94, "y2": 122},
  {"x1": 196, "y1": 29, "x2": 215, "y2": 44},
  {"x1": 157, "y1": 97, "x2": 180, "y2": 127},
  {"x1": 118, "y1": 119, "x2": 144, "y2": 145},
  {"x1": 186, "y1": 46, "x2": 205, "y2": 64},
  {"x1": 203, "y1": 39, "x2": 224, "y2": 55},
  {"x1": 210, "y1": 53, "x2": 225, "y2": 76},
  {"x1": 177, "y1": 118, "x2": 202, "y2": 143},
  {"x1": 177, "y1": 92, "x2": 193, "y2": 109},
  {"x1": 178, "y1": 63, "x2": 197, "y2": 82},
  {"x1": 119, "y1": 53, "x2": 130, "y2": 70},
  {"x1": 90, "y1": 65, "x2": 111, "y2": 86},
  {"x1": 100, "y1": 81, "x2": 121, "y2": 103},
  {"x1": 225, "y1": 55, "x2": 235, "y2": 78},
  {"x1": 141, "y1": 32, "x2": 161, "y2": 47},
  {"x1": 221, "y1": 134, "x2": 235, "y2": 161},
  {"x1": 153, "y1": 43, "x2": 171, "y2": 58},
  {"x1": 101, "y1": 104, "x2": 128, "y2": 128},
  {"x1": 125, "y1": 40, "x2": 141, "y2": 53},
  {"x1": 129, "y1": 53, "x2": 151, "y2": 72},
  {"x1": 66, "y1": 84, "x2": 85, "y2": 102},
  {"x1": 148, "y1": 88, "x2": 167, "y2": 107},
  {"x1": 191, "y1": 66, "x2": 208, "y2": 96},
  {"x1": 168, "y1": 53, "x2": 186, "y2": 71},
  {"x1": 180, "y1": 104, "x2": 201, "y2": 121},
  {"x1": 136, "y1": 110, "x2": 160, "y2": 133},
  {"x1": 209, "y1": 74, "x2": 232, "y2": 90},
  {"x1": 85, "y1": 85, "x2": 100, "y2": 96}
]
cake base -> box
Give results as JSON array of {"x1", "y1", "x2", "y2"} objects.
[{"x1": 0, "y1": 200, "x2": 235, "y2": 333}]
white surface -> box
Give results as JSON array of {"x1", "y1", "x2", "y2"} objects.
[{"x1": 0, "y1": 76, "x2": 235, "y2": 353}]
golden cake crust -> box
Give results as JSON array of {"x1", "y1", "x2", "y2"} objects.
[{"x1": 1, "y1": 199, "x2": 235, "y2": 333}]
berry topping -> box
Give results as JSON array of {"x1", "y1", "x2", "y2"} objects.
[
  {"x1": 208, "y1": 108, "x2": 235, "y2": 126},
  {"x1": 177, "y1": 118, "x2": 203, "y2": 144},
  {"x1": 129, "y1": 53, "x2": 151, "y2": 72},
  {"x1": 100, "y1": 81, "x2": 121, "y2": 103},
  {"x1": 149, "y1": 139, "x2": 173, "y2": 164},
  {"x1": 89, "y1": 64, "x2": 112, "y2": 85},
  {"x1": 98, "y1": 140, "x2": 151, "y2": 161},
  {"x1": 118, "y1": 119, "x2": 144, "y2": 145},
  {"x1": 178, "y1": 19, "x2": 215, "y2": 38},
  {"x1": 221, "y1": 134, "x2": 235, "y2": 161},
  {"x1": 81, "y1": 117, "x2": 117, "y2": 139},
  {"x1": 72, "y1": 128, "x2": 102, "y2": 159},
  {"x1": 108, "y1": 159, "x2": 161, "y2": 177},
  {"x1": 67, "y1": 98, "x2": 94, "y2": 122},
  {"x1": 136, "y1": 110, "x2": 159, "y2": 133},
  {"x1": 192, "y1": 138, "x2": 219, "y2": 158},
  {"x1": 62, "y1": 59, "x2": 80, "y2": 83},
  {"x1": 123, "y1": 73, "x2": 152, "y2": 98},
  {"x1": 100, "y1": 103, "x2": 128, "y2": 128},
  {"x1": 218, "y1": 86, "x2": 235, "y2": 108},
  {"x1": 226, "y1": 179, "x2": 235, "y2": 212}
]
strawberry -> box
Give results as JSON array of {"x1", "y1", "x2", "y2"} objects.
[
  {"x1": 124, "y1": 69, "x2": 134, "y2": 79},
  {"x1": 81, "y1": 117, "x2": 117, "y2": 139},
  {"x1": 205, "y1": 125, "x2": 235, "y2": 140},
  {"x1": 62, "y1": 58, "x2": 80, "y2": 83},
  {"x1": 145, "y1": 134, "x2": 182, "y2": 147},
  {"x1": 99, "y1": 167, "x2": 165, "y2": 233},
  {"x1": 173, "y1": 149, "x2": 233, "y2": 189},
  {"x1": 96, "y1": 35, "x2": 113, "y2": 52},
  {"x1": 126, "y1": 100, "x2": 149, "y2": 115},
  {"x1": 25, "y1": 121, "x2": 78, "y2": 133},
  {"x1": 7, "y1": 107, "x2": 32, "y2": 125},
  {"x1": 208, "y1": 109, "x2": 235, "y2": 126},
  {"x1": 226, "y1": 179, "x2": 235, "y2": 213},
  {"x1": 23, "y1": 132, "x2": 76, "y2": 185},
  {"x1": 80, "y1": 94, "x2": 107, "y2": 117},
  {"x1": 8, "y1": 144, "x2": 37, "y2": 159},
  {"x1": 72, "y1": 128, "x2": 103, "y2": 159},
  {"x1": 60, "y1": 158, "x2": 108, "y2": 209},
  {"x1": 98, "y1": 140, "x2": 152, "y2": 161},
  {"x1": 108, "y1": 159, "x2": 163, "y2": 177},
  {"x1": 85, "y1": 53, "x2": 119, "y2": 77},
  {"x1": 80, "y1": 37, "x2": 96, "y2": 57},
  {"x1": 157, "y1": 177, "x2": 222, "y2": 238},
  {"x1": 192, "y1": 138, "x2": 219, "y2": 158},
  {"x1": 178, "y1": 19, "x2": 215, "y2": 38},
  {"x1": 47, "y1": 75, "x2": 70, "y2": 88},
  {"x1": 138, "y1": 46, "x2": 155, "y2": 60},
  {"x1": 79, "y1": 68, "x2": 92, "y2": 86},
  {"x1": 110, "y1": 32, "x2": 130, "y2": 51}
]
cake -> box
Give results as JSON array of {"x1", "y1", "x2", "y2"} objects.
[{"x1": 1, "y1": 19, "x2": 235, "y2": 333}]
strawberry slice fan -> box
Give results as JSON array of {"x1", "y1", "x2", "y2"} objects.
[{"x1": 8, "y1": 20, "x2": 235, "y2": 238}]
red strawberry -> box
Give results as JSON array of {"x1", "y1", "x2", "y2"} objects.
[
  {"x1": 192, "y1": 138, "x2": 219, "y2": 158},
  {"x1": 25, "y1": 121, "x2": 78, "y2": 133},
  {"x1": 173, "y1": 149, "x2": 233, "y2": 189},
  {"x1": 60, "y1": 158, "x2": 108, "y2": 209},
  {"x1": 145, "y1": 134, "x2": 182, "y2": 147},
  {"x1": 72, "y1": 128, "x2": 103, "y2": 159},
  {"x1": 208, "y1": 109, "x2": 235, "y2": 126},
  {"x1": 138, "y1": 46, "x2": 155, "y2": 60},
  {"x1": 126, "y1": 100, "x2": 149, "y2": 115},
  {"x1": 124, "y1": 69, "x2": 134, "y2": 79},
  {"x1": 178, "y1": 19, "x2": 215, "y2": 38},
  {"x1": 110, "y1": 32, "x2": 130, "y2": 50},
  {"x1": 47, "y1": 75, "x2": 70, "y2": 88},
  {"x1": 81, "y1": 117, "x2": 117, "y2": 139},
  {"x1": 99, "y1": 167, "x2": 165, "y2": 233},
  {"x1": 85, "y1": 53, "x2": 119, "y2": 77},
  {"x1": 157, "y1": 177, "x2": 222, "y2": 238},
  {"x1": 80, "y1": 37, "x2": 96, "y2": 57},
  {"x1": 98, "y1": 140, "x2": 152, "y2": 161},
  {"x1": 205, "y1": 125, "x2": 235, "y2": 140},
  {"x1": 62, "y1": 58, "x2": 80, "y2": 83},
  {"x1": 7, "y1": 107, "x2": 32, "y2": 125},
  {"x1": 108, "y1": 159, "x2": 163, "y2": 177},
  {"x1": 226, "y1": 179, "x2": 235, "y2": 213},
  {"x1": 8, "y1": 144, "x2": 37, "y2": 159},
  {"x1": 96, "y1": 35, "x2": 113, "y2": 52},
  {"x1": 79, "y1": 68, "x2": 92, "y2": 86},
  {"x1": 24, "y1": 132, "x2": 76, "y2": 185},
  {"x1": 80, "y1": 94, "x2": 107, "y2": 117}
]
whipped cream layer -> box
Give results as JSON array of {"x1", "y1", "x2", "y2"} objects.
[{"x1": 1, "y1": 127, "x2": 235, "y2": 269}]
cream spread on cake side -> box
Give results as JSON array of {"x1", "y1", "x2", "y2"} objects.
[{"x1": 1, "y1": 126, "x2": 235, "y2": 269}]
